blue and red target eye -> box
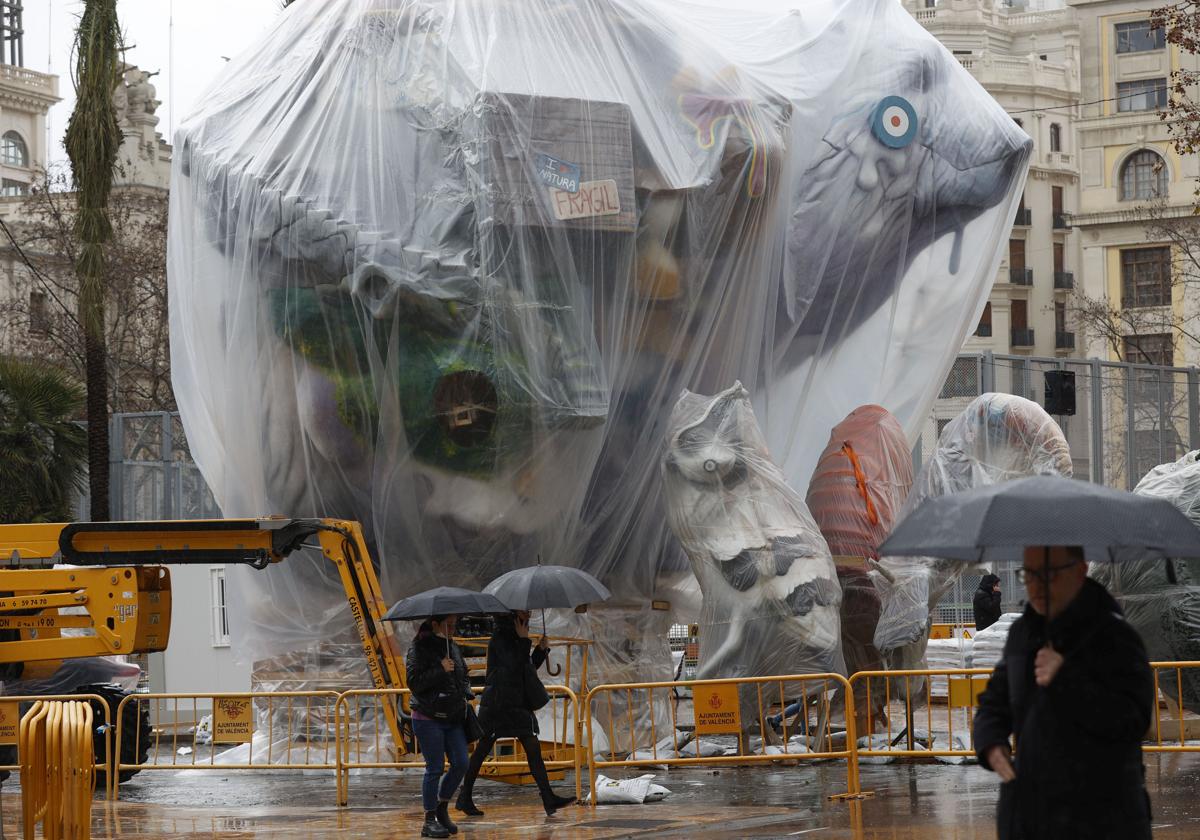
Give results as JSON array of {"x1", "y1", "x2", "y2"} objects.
[{"x1": 871, "y1": 96, "x2": 918, "y2": 149}]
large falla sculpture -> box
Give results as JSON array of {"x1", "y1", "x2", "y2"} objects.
[{"x1": 167, "y1": 0, "x2": 1030, "y2": 718}]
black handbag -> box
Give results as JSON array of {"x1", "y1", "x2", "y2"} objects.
[{"x1": 463, "y1": 703, "x2": 485, "y2": 743}]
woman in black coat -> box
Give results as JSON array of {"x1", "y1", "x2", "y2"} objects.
[
  {"x1": 406, "y1": 615, "x2": 473, "y2": 838},
  {"x1": 455, "y1": 611, "x2": 576, "y2": 817}
]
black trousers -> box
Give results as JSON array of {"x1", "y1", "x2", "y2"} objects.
[{"x1": 460, "y1": 731, "x2": 552, "y2": 799}]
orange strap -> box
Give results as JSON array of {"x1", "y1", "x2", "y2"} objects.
[{"x1": 841, "y1": 442, "x2": 880, "y2": 527}]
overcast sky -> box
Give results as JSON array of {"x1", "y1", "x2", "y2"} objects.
[{"x1": 25, "y1": 0, "x2": 286, "y2": 166}]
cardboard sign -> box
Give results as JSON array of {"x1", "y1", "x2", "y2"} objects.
[
  {"x1": 0, "y1": 702, "x2": 19, "y2": 745},
  {"x1": 535, "y1": 153, "x2": 581, "y2": 193},
  {"x1": 948, "y1": 676, "x2": 989, "y2": 709},
  {"x1": 213, "y1": 696, "x2": 254, "y2": 743},
  {"x1": 693, "y1": 683, "x2": 741, "y2": 734},
  {"x1": 549, "y1": 179, "x2": 621, "y2": 221}
]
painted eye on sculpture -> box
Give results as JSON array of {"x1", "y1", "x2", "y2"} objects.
[{"x1": 871, "y1": 96, "x2": 918, "y2": 149}]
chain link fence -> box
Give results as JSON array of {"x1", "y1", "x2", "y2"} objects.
[{"x1": 919, "y1": 352, "x2": 1200, "y2": 491}]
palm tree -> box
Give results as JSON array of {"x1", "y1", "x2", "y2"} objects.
[
  {"x1": 0, "y1": 359, "x2": 88, "y2": 523},
  {"x1": 64, "y1": 0, "x2": 122, "y2": 521}
]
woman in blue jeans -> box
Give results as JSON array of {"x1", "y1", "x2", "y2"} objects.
[{"x1": 405, "y1": 614, "x2": 472, "y2": 838}]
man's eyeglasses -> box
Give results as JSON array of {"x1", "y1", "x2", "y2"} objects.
[{"x1": 1016, "y1": 563, "x2": 1078, "y2": 584}]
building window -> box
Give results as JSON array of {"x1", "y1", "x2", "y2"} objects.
[
  {"x1": 1119, "y1": 149, "x2": 1167, "y2": 201},
  {"x1": 210, "y1": 566, "x2": 231, "y2": 648},
  {"x1": 0, "y1": 178, "x2": 27, "y2": 197},
  {"x1": 1121, "y1": 247, "x2": 1171, "y2": 308},
  {"x1": 1117, "y1": 78, "x2": 1168, "y2": 112},
  {"x1": 1115, "y1": 21, "x2": 1166, "y2": 54},
  {"x1": 1014, "y1": 117, "x2": 1024, "y2": 129},
  {"x1": 1049, "y1": 123, "x2": 1061, "y2": 152},
  {"x1": 976, "y1": 302, "x2": 993, "y2": 337},
  {"x1": 0, "y1": 132, "x2": 26, "y2": 167},
  {"x1": 1009, "y1": 239, "x2": 1025, "y2": 270},
  {"x1": 1124, "y1": 333, "x2": 1174, "y2": 367},
  {"x1": 1055, "y1": 301, "x2": 1067, "y2": 334},
  {"x1": 29, "y1": 291, "x2": 48, "y2": 334}
]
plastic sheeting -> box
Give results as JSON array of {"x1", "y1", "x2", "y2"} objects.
[
  {"x1": 807, "y1": 405, "x2": 914, "y2": 560},
  {"x1": 1092, "y1": 451, "x2": 1200, "y2": 713},
  {"x1": 872, "y1": 394, "x2": 1071, "y2": 669},
  {"x1": 807, "y1": 405, "x2": 912, "y2": 725},
  {"x1": 167, "y1": 0, "x2": 1029, "y2": 675},
  {"x1": 662, "y1": 383, "x2": 844, "y2": 731}
]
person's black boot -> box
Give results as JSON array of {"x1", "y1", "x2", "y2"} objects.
[
  {"x1": 435, "y1": 801, "x2": 458, "y2": 835},
  {"x1": 455, "y1": 790, "x2": 484, "y2": 817},
  {"x1": 421, "y1": 810, "x2": 450, "y2": 838},
  {"x1": 541, "y1": 790, "x2": 577, "y2": 815}
]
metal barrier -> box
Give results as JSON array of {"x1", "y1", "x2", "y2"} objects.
[
  {"x1": 0, "y1": 693, "x2": 111, "y2": 800},
  {"x1": 584, "y1": 673, "x2": 863, "y2": 805},
  {"x1": 847, "y1": 668, "x2": 992, "y2": 760},
  {"x1": 1147, "y1": 661, "x2": 1200, "y2": 751},
  {"x1": 113, "y1": 691, "x2": 342, "y2": 798},
  {"x1": 19, "y1": 700, "x2": 97, "y2": 839},
  {"x1": 335, "y1": 685, "x2": 583, "y2": 807}
]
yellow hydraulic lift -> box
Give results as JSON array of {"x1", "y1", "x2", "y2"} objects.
[{"x1": 0, "y1": 518, "x2": 410, "y2": 761}]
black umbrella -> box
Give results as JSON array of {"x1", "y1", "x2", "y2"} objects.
[
  {"x1": 484, "y1": 561, "x2": 611, "y2": 675},
  {"x1": 878, "y1": 474, "x2": 1200, "y2": 617},
  {"x1": 383, "y1": 586, "x2": 510, "y2": 621},
  {"x1": 383, "y1": 586, "x2": 509, "y2": 656}
]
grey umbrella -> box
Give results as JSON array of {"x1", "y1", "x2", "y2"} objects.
[
  {"x1": 877, "y1": 474, "x2": 1200, "y2": 617},
  {"x1": 878, "y1": 475, "x2": 1200, "y2": 564},
  {"x1": 484, "y1": 562, "x2": 611, "y2": 675},
  {"x1": 483, "y1": 565, "x2": 612, "y2": 611}
]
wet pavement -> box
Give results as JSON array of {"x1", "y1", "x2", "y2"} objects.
[{"x1": 3, "y1": 752, "x2": 1199, "y2": 838}]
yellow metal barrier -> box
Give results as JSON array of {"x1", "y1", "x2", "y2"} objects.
[
  {"x1": 335, "y1": 685, "x2": 583, "y2": 807},
  {"x1": 847, "y1": 668, "x2": 991, "y2": 759},
  {"x1": 1147, "y1": 661, "x2": 1200, "y2": 751},
  {"x1": 19, "y1": 700, "x2": 95, "y2": 840},
  {"x1": 583, "y1": 673, "x2": 863, "y2": 805},
  {"x1": 0, "y1": 693, "x2": 111, "y2": 801},
  {"x1": 112, "y1": 691, "x2": 342, "y2": 798}
]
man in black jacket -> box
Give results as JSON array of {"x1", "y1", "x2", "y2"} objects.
[
  {"x1": 974, "y1": 573, "x2": 1003, "y2": 631},
  {"x1": 973, "y1": 546, "x2": 1153, "y2": 840}
]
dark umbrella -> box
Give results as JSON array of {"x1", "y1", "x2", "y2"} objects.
[
  {"x1": 878, "y1": 474, "x2": 1200, "y2": 617},
  {"x1": 383, "y1": 586, "x2": 509, "y2": 655},
  {"x1": 483, "y1": 565, "x2": 611, "y2": 611},
  {"x1": 484, "y1": 561, "x2": 611, "y2": 675}
]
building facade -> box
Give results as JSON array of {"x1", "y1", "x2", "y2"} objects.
[
  {"x1": 0, "y1": 43, "x2": 250, "y2": 699},
  {"x1": 906, "y1": 0, "x2": 1084, "y2": 444},
  {"x1": 1070, "y1": 0, "x2": 1200, "y2": 367}
]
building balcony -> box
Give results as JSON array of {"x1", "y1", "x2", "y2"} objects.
[
  {"x1": 1053, "y1": 213, "x2": 1071, "y2": 230},
  {"x1": 1011, "y1": 328, "x2": 1035, "y2": 348},
  {"x1": 1014, "y1": 208, "x2": 1032, "y2": 226},
  {"x1": 0, "y1": 66, "x2": 60, "y2": 108},
  {"x1": 1056, "y1": 331, "x2": 1076, "y2": 350},
  {"x1": 1044, "y1": 151, "x2": 1075, "y2": 169},
  {"x1": 1054, "y1": 272, "x2": 1074, "y2": 290},
  {"x1": 975, "y1": 323, "x2": 993, "y2": 338},
  {"x1": 1009, "y1": 267, "x2": 1033, "y2": 286}
]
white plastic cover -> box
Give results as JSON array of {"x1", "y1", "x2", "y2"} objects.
[
  {"x1": 167, "y1": 0, "x2": 1029, "y2": 673},
  {"x1": 872, "y1": 394, "x2": 1071, "y2": 668},
  {"x1": 662, "y1": 384, "x2": 844, "y2": 701},
  {"x1": 1093, "y1": 451, "x2": 1200, "y2": 712}
]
